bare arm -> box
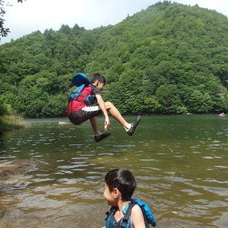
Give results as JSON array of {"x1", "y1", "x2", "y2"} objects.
[
  {"x1": 96, "y1": 94, "x2": 110, "y2": 130},
  {"x1": 131, "y1": 205, "x2": 146, "y2": 228}
]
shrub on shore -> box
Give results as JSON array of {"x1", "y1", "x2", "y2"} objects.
[
  {"x1": 0, "y1": 114, "x2": 28, "y2": 133},
  {"x1": 0, "y1": 98, "x2": 27, "y2": 133}
]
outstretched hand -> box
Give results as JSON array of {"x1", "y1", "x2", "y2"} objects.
[{"x1": 104, "y1": 117, "x2": 110, "y2": 131}]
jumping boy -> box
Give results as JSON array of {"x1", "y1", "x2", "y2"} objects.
[
  {"x1": 103, "y1": 168, "x2": 156, "y2": 227},
  {"x1": 67, "y1": 73, "x2": 141, "y2": 142}
]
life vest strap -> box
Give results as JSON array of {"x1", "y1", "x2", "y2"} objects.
[
  {"x1": 120, "y1": 202, "x2": 135, "y2": 228},
  {"x1": 70, "y1": 92, "x2": 88, "y2": 99}
]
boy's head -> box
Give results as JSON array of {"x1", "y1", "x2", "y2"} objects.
[
  {"x1": 104, "y1": 168, "x2": 136, "y2": 201},
  {"x1": 91, "y1": 73, "x2": 106, "y2": 89}
]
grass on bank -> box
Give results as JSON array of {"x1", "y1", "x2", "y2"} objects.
[{"x1": 0, "y1": 114, "x2": 28, "y2": 133}]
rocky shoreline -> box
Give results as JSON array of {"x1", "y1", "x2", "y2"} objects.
[{"x1": 0, "y1": 159, "x2": 34, "y2": 184}]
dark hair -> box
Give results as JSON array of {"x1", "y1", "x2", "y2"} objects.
[
  {"x1": 91, "y1": 73, "x2": 106, "y2": 85},
  {"x1": 105, "y1": 169, "x2": 137, "y2": 201}
]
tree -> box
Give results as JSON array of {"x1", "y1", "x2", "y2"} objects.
[
  {"x1": 0, "y1": 0, "x2": 23, "y2": 40},
  {"x1": 0, "y1": 0, "x2": 9, "y2": 38}
]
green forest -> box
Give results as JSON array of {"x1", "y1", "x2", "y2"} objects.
[{"x1": 0, "y1": 1, "x2": 228, "y2": 118}]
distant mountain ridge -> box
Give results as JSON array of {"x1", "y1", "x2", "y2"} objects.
[{"x1": 0, "y1": 2, "x2": 227, "y2": 117}]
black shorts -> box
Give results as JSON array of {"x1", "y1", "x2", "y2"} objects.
[{"x1": 68, "y1": 105, "x2": 101, "y2": 125}]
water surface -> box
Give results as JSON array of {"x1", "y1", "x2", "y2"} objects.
[{"x1": 0, "y1": 115, "x2": 227, "y2": 227}]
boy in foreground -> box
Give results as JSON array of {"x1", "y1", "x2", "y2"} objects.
[
  {"x1": 103, "y1": 169, "x2": 156, "y2": 227},
  {"x1": 67, "y1": 73, "x2": 141, "y2": 142}
]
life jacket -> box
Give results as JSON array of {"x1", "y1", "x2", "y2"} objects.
[
  {"x1": 105, "y1": 199, "x2": 156, "y2": 228},
  {"x1": 68, "y1": 73, "x2": 96, "y2": 106}
]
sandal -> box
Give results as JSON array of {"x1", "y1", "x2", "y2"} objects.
[
  {"x1": 127, "y1": 115, "x2": 141, "y2": 136},
  {"x1": 94, "y1": 132, "x2": 111, "y2": 142}
]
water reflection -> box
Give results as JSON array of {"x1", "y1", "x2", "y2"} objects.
[{"x1": 0, "y1": 115, "x2": 227, "y2": 227}]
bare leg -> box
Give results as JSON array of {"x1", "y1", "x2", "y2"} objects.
[
  {"x1": 104, "y1": 101, "x2": 131, "y2": 131},
  {"x1": 90, "y1": 117, "x2": 101, "y2": 136},
  {"x1": 90, "y1": 116, "x2": 111, "y2": 142}
]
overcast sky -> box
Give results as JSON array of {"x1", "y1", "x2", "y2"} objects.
[{"x1": 1, "y1": 0, "x2": 228, "y2": 44}]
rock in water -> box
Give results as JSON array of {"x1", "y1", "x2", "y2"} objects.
[{"x1": 0, "y1": 159, "x2": 35, "y2": 183}]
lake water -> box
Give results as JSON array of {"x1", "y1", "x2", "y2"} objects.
[{"x1": 0, "y1": 115, "x2": 227, "y2": 227}]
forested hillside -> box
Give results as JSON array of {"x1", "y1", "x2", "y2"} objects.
[{"x1": 0, "y1": 1, "x2": 228, "y2": 117}]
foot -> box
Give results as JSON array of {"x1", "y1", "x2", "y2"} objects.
[
  {"x1": 94, "y1": 132, "x2": 111, "y2": 142},
  {"x1": 127, "y1": 115, "x2": 141, "y2": 136}
]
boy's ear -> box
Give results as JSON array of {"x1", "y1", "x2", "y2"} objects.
[
  {"x1": 92, "y1": 80, "x2": 97, "y2": 86},
  {"x1": 112, "y1": 188, "x2": 121, "y2": 199}
]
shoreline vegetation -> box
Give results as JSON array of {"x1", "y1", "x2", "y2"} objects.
[
  {"x1": 0, "y1": 97, "x2": 28, "y2": 134},
  {"x1": 0, "y1": 114, "x2": 28, "y2": 134}
]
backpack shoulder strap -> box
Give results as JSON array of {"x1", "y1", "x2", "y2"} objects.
[
  {"x1": 121, "y1": 201, "x2": 150, "y2": 228},
  {"x1": 69, "y1": 84, "x2": 86, "y2": 100},
  {"x1": 120, "y1": 202, "x2": 136, "y2": 228},
  {"x1": 105, "y1": 206, "x2": 117, "y2": 227}
]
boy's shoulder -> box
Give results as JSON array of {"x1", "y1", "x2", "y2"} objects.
[
  {"x1": 131, "y1": 204, "x2": 146, "y2": 226},
  {"x1": 132, "y1": 204, "x2": 143, "y2": 213},
  {"x1": 131, "y1": 199, "x2": 156, "y2": 227},
  {"x1": 131, "y1": 204, "x2": 144, "y2": 217}
]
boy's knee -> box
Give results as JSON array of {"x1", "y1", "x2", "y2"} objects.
[{"x1": 105, "y1": 101, "x2": 114, "y2": 109}]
